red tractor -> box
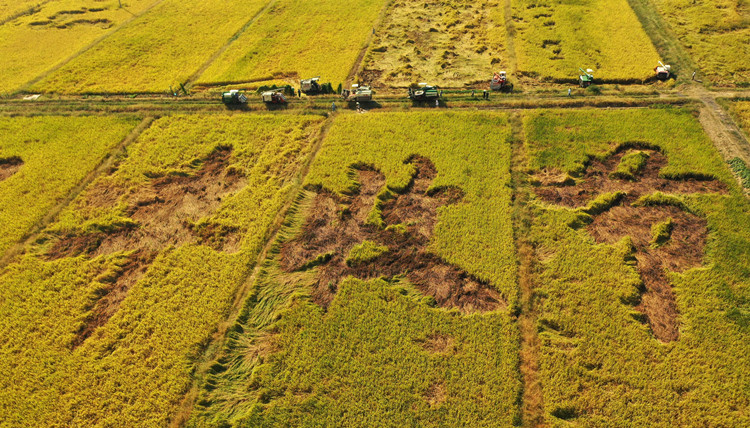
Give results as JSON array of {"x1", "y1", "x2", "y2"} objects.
[{"x1": 490, "y1": 71, "x2": 513, "y2": 93}]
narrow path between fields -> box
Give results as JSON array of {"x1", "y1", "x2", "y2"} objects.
[
  {"x1": 0, "y1": 116, "x2": 156, "y2": 269},
  {"x1": 169, "y1": 113, "x2": 337, "y2": 427}
]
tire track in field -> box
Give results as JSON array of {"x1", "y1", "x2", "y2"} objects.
[
  {"x1": 510, "y1": 112, "x2": 547, "y2": 427},
  {"x1": 170, "y1": 114, "x2": 337, "y2": 427},
  {"x1": 345, "y1": 0, "x2": 393, "y2": 86},
  {"x1": 185, "y1": 0, "x2": 278, "y2": 88},
  {"x1": 0, "y1": 116, "x2": 155, "y2": 269},
  {"x1": 18, "y1": 0, "x2": 167, "y2": 93}
]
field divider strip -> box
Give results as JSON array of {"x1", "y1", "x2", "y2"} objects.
[
  {"x1": 17, "y1": 0, "x2": 168, "y2": 94},
  {"x1": 0, "y1": 116, "x2": 156, "y2": 269},
  {"x1": 503, "y1": 0, "x2": 518, "y2": 77},
  {"x1": 170, "y1": 113, "x2": 336, "y2": 426},
  {"x1": 345, "y1": 0, "x2": 393, "y2": 86},
  {"x1": 185, "y1": 0, "x2": 278, "y2": 88}
]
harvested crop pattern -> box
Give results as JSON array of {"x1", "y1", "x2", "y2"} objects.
[
  {"x1": 0, "y1": 0, "x2": 157, "y2": 93},
  {"x1": 0, "y1": 114, "x2": 324, "y2": 426},
  {"x1": 33, "y1": 0, "x2": 269, "y2": 93},
  {"x1": 524, "y1": 108, "x2": 750, "y2": 425},
  {"x1": 190, "y1": 111, "x2": 521, "y2": 426},
  {"x1": 359, "y1": 0, "x2": 508, "y2": 88},
  {"x1": 0, "y1": 0, "x2": 47, "y2": 23},
  {"x1": 731, "y1": 100, "x2": 750, "y2": 134},
  {"x1": 651, "y1": 0, "x2": 749, "y2": 85},
  {"x1": 0, "y1": 115, "x2": 138, "y2": 258},
  {"x1": 196, "y1": 0, "x2": 387, "y2": 88},
  {"x1": 511, "y1": 0, "x2": 661, "y2": 83}
]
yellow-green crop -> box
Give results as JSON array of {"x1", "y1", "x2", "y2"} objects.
[
  {"x1": 0, "y1": 114, "x2": 324, "y2": 426},
  {"x1": 0, "y1": 115, "x2": 138, "y2": 257}
]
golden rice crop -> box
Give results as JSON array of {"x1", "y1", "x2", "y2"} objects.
[
  {"x1": 0, "y1": 114, "x2": 324, "y2": 426},
  {"x1": 32, "y1": 0, "x2": 268, "y2": 94},
  {"x1": 0, "y1": 115, "x2": 138, "y2": 257},
  {"x1": 196, "y1": 0, "x2": 388, "y2": 88},
  {"x1": 512, "y1": 0, "x2": 662, "y2": 82},
  {"x1": 0, "y1": 0, "x2": 157, "y2": 93}
]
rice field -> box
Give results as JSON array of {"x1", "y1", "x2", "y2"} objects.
[
  {"x1": 0, "y1": 114, "x2": 324, "y2": 426},
  {"x1": 511, "y1": 0, "x2": 662, "y2": 83}
]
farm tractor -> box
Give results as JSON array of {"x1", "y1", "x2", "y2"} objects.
[
  {"x1": 261, "y1": 90, "x2": 287, "y2": 104},
  {"x1": 221, "y1": 90, "x2": 248, "y2": 105},
  {"x1": 654, "y1": 61, "x2": 672, "y2": 80},
  {"x1": 408, "y1": 83, "x2": 440, "y2": 101},
  {"x1": 490, "y1": 71, "x2": 513, "y2": 92},
  {"x1": 342, "y1": 84, "x2": 373, "y2": 102},
  {"x1": 578, "y1": 68, "x2": 594, "y2": 88},
  {"x1": 300, "y1": 77, "x2": 322, "y2": 95}
]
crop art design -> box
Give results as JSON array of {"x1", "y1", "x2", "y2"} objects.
[
  {"x1": 534, "y1": 148, "x2": 727, "y2": 342},
  {"x1": 281, "y1": 156, "x2": 504, "y2": 313},
  {"x1": 0, "y1": 156, "x2": 23, "y2": 181}
]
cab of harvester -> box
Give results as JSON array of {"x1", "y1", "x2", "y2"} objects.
[
  {"x1": 490, "y1": 71, "x2": 513, "y2": 92},
  {"x1": 408, "y1": 83, "x2": 439, "y2": 101},
  {"x1": 579, "y1": 68, "x2": 594, "y2": 88},
  {"x1": 261, "y1": 90, "x2": 287, "y2": 104},
  {"x1": 300, "y1": 77, "x2": 322, "y2": 95},
  {"x1": 221, "y1": 89, "x2": 248, "y2": 104},
  {"x1": 655, "y1": 61, "x2": 671, "y2": 80}
]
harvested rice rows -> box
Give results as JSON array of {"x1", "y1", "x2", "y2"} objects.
[
  {"x1": 0, "y1": 114, "x2": 324, "y2": 426},
  {"x1": 0, "y1": 0, "x2": 158, "y2": 93},
  {"x1": 511, "y1": 0, "x2": 661, "y2": 83},
  {"x1": 650, "y1": 0, "x2": 749, "y2": 85},
  {"x1": 359, "y1": 0, "x2": 509, "y2": 88},
  {"x1": 0, "y1": 115, "x2": 138, "y2": 257},
  {"x1": 31, "y1": 0, "x2": 270, "y2": 94},
  {"x1": 524, "y1": 108, "x2": 750, "y2": 425},
  {"x1": 196, "y1": 0, "x2": 388, "y2": 89},
  {"x1": 190, "y1": 111, "x2": 521, "y2": 426}
]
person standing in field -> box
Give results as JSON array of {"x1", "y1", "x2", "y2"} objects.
[
  {"x1": 568, "y1": 88, "x2": 572, "y2": 97},
  {"x1": 331, "y1": 101, "x2": 336, "y2": 112}
]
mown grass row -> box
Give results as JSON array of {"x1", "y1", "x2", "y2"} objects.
[
  {"x1": 524, "y1": 108, "x2": 750, "y2": 425},
  {"x1": 190, "y1": 111, "x2": 522, "y2": 426},
  {"x1": 0, "y1": 114, "x2": 324, "y2": 426},
  {"x1": 0, "y1": 115, "x2": 138, "y2": 257}
]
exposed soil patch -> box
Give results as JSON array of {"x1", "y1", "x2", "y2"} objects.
[
  {"x1": 48, "y1": 147, "x2": 246, "y2": 346},
  {"x1": 534, "y1": 149, "x2": 727, "y2": 342},
  {"x1": 0, "y1": 156, "x2": 23, "y2": 181},
  {"x1": 280, "y1": 156, "x2": 504, "y2": 313},
  {"x1": 424, "y1": 381, "x2": 447, "y2": 407}
]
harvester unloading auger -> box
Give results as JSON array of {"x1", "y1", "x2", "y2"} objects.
[
  {"x1": 578, "y1": 68, "x2": 594, "y2": 88},
  {"x1": 490, "y1": 71, "x2": 513, "y2": 92}
]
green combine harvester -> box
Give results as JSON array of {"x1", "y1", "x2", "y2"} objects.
[
  {"x1": 221, "y1": 90, "x2": 248, "y2": 105},
  {"x1": 408, "y1": 83, "x2": 440, "y2": 101},
  {"x1": 579, "y1": 68, "x2": 594, "y2": 88}
]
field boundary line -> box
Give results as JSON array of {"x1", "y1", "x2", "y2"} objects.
[
  {"x1": 170, "y1": 113, "x2": 336, "y2": 427},
  {"x1": 17, "y1": 0, "x2": 168, "y2": 93},
  {"x1": 0, "y1": 116, "x2": 155, "y2": 269},
  {"x1": 509, "y1": 112, "x2": 546, "y2": 427},
  {"x1": 186, "y1": 0, "x2": 278, "y2": 88},
  {"x1": 344, "y1": 0, "x2": 393, "y2": 86}
]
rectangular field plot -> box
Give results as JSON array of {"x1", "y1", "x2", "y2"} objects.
[
  {"x1": 0, "y1": 114, "x2": 324, "y2": 426},
  {"x1": 31, "y1": 0, "x2": 269, "y2": 94},
  {"x1": 511, "y1": 0, "x2": 661, "y2": 83},
  {"x1": 190, "y1": 111, "x2": 522, "y2": 426},
  {"x1": 651, "y1": 0, "x2": 749, "y2": 85},
  {"x1": 358, "y1": 0, "x2": 508, "y2": 88},
  {"x1": 0, "y1": 115, "x2": 138, "y2": 258},
  {"x1": 196, "y1": 0, "x2": 387, "y2": 88},
  {"x1": 523, "y1": 108, "x2": 750, "y2": 425}
]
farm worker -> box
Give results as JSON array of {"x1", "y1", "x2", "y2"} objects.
[
  {"x1": 298, "y1": 89, "x2": 301, "y2": 97},
  {"x1": 331, "y1": 101, "x2": 336, "y2": 112},
  {"x1": 692, "y1": 71, "x2": 696, "y2": 81},
  {"x1": 440, "y1": 90, "x2": 443, "y2": 97},
  {"x1": 471, "y1": 90, "x2": 475, "y2": 97},
  {"x1": 568, "y1": 88, "x2": 571, "y2": 97},
  {"x1": 435, "y1": 99, "x2": 439, "y2": 107}
]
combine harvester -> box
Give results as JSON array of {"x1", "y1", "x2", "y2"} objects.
[
  {"x1": 578, "y1": 68, "x2": 594, "y2": 88},
  {"x1": 300, "y1": 77, "x2": 322, "y2": 95},
  {"x1": 342, "y1": 84, "x2": 373, "y2": 102},
  {"x1": 654, "y1": 61, "x2": 672, "y2": 80},
  {"x1": 221, "y1": 90, "x2": 247, "y2": 105},
  {"x1": 490, "y1": 71, "x2": 513, "y2": 93},
  {"x1": 408, "y1": 83, "x2": 440, "y2": 102},
  {"x1": 261, "y1": 90, "x2": 287, "y2": 104}
]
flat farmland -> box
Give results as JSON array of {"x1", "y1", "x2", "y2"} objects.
[
  {"x1": 0, "y1": 115, "x2": 138, "y2": 257},
  {"x1": 31, "y1": 0, "x2": 269, "y2": 94},
  {"x1": 0, "y1": 0, "x2": 158, "y2": 93},
  {"x1": 511, "y1": 0, "x2": 661, "y2": 83},
  {"x1": 196, "y1": 0, "x2": 387, "y2": 88},
  {"x1": 523, "y1": 108, "x2": 750, "y2": 425},
  {"x1": 650, "y1": 0, "x2": 749, "y2": 85},
  {"x1": 359, "y1": 0, "x2": 508, "y2": 88},
  {"x1": 0, "y1": 114, "x2": 324, "y2": 426},
  {"x1": 190, "y1": 111, "x2": 521, "y2": 426}
]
